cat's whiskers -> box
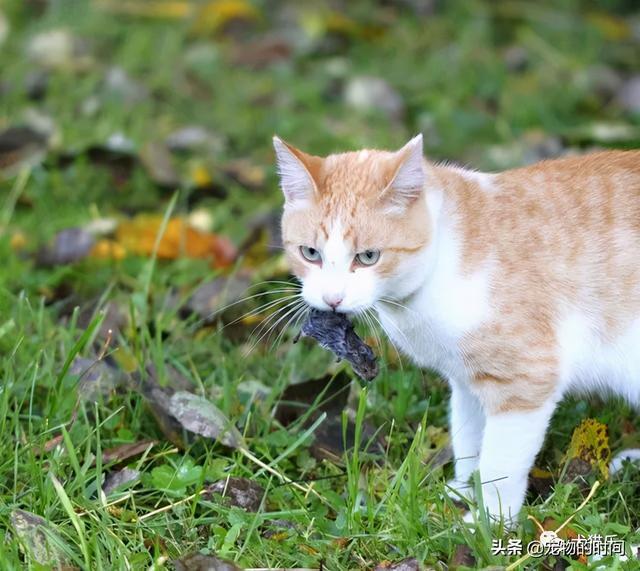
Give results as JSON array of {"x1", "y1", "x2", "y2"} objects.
[
  {"x1": 188, "y1": 285, "x2": 301, "y2": 331},
  {"x1": 245, "y1": 298, "x2": 306, "y2": 355},
  {"x1": 366, "y1": 307, "x2": 406, "y2": 372},
  {"x1": 272, "y1": 302, "x2": 310, "y2": 349}
]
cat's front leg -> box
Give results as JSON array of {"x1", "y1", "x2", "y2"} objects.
[
  {"x1": 474, "y1": 400, "x2": 556, "y2": 524},
  {"x1": 446, "y1": 383, "x2": 485, "y2": 501}
]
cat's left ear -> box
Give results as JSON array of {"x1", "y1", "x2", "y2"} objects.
[
  {"x1": 273, "y1": 136, "x2": 322, "y2": 209},
  {"x1": 381, "y1": 134, "x2": 425, "y2": 212}
]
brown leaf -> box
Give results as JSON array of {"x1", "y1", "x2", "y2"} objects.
[
  {"x1": 173, "y1": 553, "x2": 243, "y2": 571},
  {"x1": 102, "y1": 440, "x2": 155, "y2": 464},
  {"x1": 528, "y1": 466, "x2": 555, "y2": 500},
  {"x1": 0, "y1": 125, "x2": 48, "y2": 177},
  {"x1": 102, "y1": 467, "x2": 141, "y2": 495},
  {"x1": 450, "y1": 545, "x2": 475, "y2": 569},
  {"x1": 32, "y1": 434, "x2": 64, "y2": 456},
  {"x1": 374, "y1": 558, "x2": 421, "y2": 571},
  {"x1": 205, "y1": 477, "x2": 265, "y2": 511},
  {"x1": 232, "y1": 36, "x2": 293, "y2": 69}
]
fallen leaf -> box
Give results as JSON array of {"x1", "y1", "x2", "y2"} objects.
[
  {"x1": 102, "y1": 440, "x2": 155, "y2": 464},
  {"x1": 0, "y1": 9, "x2": 8, "y2": 47},
  {"x1": 564, "y1": 418, "x2": 610, "y2": 480},
  {"x1": 26, "y1": 28, "x2": 93, "y2": 71},
  {"x1": 165, "y1": 125, "x2": 225, "y2": 153},
  {"x1": 104, "y1": 66, "x2": 149, "y2": 104},
  {"x1": 232, "y1": 35, "x2": 293, "y2": 69},
  {"x1": 205, "y1": 477, "x2": 265, "y2": 511},
  {"x1": 183, "y1": 275, "x2": 252, "y2": 323},
  {"x1": 32, "y1": 434, "x2": 64, "y2": 456},
  {"x1": 191, "y1": 0, "x2": 260, "y2": 36},
  {"x1": 222, "y1": 158, "x2": 266, "y2": 189},
  {"x1": 528, "y1": 466, "x2": 555, "y2": 500},
  {"x1": 344, "y1": 76, "x2": 405, "y2": 121},
  {"x1": 90, "y1": 239, "x2": 127, "y2": 260},
  {"x1": 616, "y1": 75, "x2": 640, "y2": 115},
  {"x1": 173, "y1": 553, "x2": 242, "y2": 571},
  {"x1": 140, "y1": 141, "x2": 180, "y2": 188},
  {"x1": 70, "y1": 357, "x2": 126, "y2": 402},
  {"x1": 0, "y1": 125, "x2": 48, "y2": 178},
  {"x1": 102, "y1": 467, "x2": 141, "y2": 495},
  {"x1": 116, "y1": 215, "x2": 236, "y2": 267},
  {"x1": 450, "y1": 544, "x2": 475, "y2": 568},
  {"x1": 132, "y1": 364, "x2": 195, "y2": 448},
  {"x1": 373, "y1": 558, "x2": 421, "y2": 571},
  {"x1": 11, "y1": 509, "x2": 70, "y2": 568},
  {"x1": 36, "y1": 228, "x2": 95, "y2": 266},
  {"x1": 169, "y1": 391, "x2": 243, "y2": 448}
]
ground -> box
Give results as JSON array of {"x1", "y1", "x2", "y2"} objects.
[{"x1": 1, "y1": 0, "x2": 640, "y2": 569}]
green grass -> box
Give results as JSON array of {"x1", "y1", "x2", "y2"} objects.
[{"x1": 1, "y1": 0, "x2": 640, "y2": 568}]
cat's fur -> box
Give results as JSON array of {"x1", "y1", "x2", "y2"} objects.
[{"x1": 274, "y1": 133, "x2": 640, "y2": 523}]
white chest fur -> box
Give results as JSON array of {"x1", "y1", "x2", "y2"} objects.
[{"x1": 376, "y1": 229, "x2": 493, "y2": 384}]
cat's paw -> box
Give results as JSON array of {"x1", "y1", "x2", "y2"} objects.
[{"x1": 445, "y1": 478, "x2": 475, "y2": 503}]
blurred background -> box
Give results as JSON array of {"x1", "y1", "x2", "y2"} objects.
[{"x1": 1, "y1": 0, "x2": 640, "y2": 568}]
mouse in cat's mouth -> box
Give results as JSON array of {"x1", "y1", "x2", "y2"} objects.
[{"x1": 294, "y1": 308, "x2": 379, "y2": 383}]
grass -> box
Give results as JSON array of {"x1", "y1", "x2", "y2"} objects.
[{"x1": 1, "y1": 0, "x2": 640, "y2": 569}]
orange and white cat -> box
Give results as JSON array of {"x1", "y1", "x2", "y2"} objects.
[{"x1": 273, "y1": 134, "x2": 640, "y2": 524}]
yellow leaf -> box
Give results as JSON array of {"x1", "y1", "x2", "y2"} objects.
[
  {"x1": 10, "y1": 231, "x2": 27, "y2": 251},
  {"x1": 91, "y1": 239, "x2": 127, "y2": 261},
  {"x1": 115, "y1": 215, "x2": 236, "y2": 267},
  {"x1": 189, "y1": 163, "x2": 213, "y2": 188},
  {"x1": 192, "y1": 0, "x2": 259, "y2": 35},
  {"x1": 112, "y1": 347, "x2": 138, "y2": 374},
  {"x1": 97, "y1": 0, "x2": 190, "y2": 19},
  {"x1": 566, "y1": 418, "x2": 611, "y2": 479},
  {"x1": 587, "y1": 12, "x2": 631, "y2": 40}
]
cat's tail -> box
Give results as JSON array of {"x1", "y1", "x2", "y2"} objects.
[{"x1": 610, "y1": 449, "x2": 640, "y2": 476}]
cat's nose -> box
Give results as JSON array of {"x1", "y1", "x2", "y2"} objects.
[{"x1": 322, "y1": 294, "x2": 344, "y2": 309}]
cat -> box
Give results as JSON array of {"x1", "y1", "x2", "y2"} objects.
[{"x1": 273, "y1": 133, "x2": 640, "y2": 524}]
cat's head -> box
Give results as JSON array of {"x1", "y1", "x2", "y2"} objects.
[{"x1": 274, "y1": 135, "x2": 431, "y2": 314}]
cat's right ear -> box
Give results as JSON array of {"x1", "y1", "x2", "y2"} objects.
[{"x1": 273, "y1": 136, "x2": 321, "y2": 208}]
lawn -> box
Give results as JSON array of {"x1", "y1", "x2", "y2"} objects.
[{"x1": 1, "y1": 0, "x2": 640, "y2": 569}]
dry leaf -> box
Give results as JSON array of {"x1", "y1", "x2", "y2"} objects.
[
  {"x1": 102, "y1": 440, "x2": 155, "y2": 464},
  {"x1": 450, "y1": 544, "x2": 475, "y2": 568},
  {"x1": 191, "y1": 0, "x2": 259, "y2": 36},
  {"x1": 565, "y1": 418, "x2": 611, "y2": 480},
  {"x1": 0, "y1": 126, "x2": 48, "y2": 178},
  {"x1": 116, "y1": 215, "x2": 236, "y2": 267},
  {"x1": 102, "y1": 467, "x2": 141, "y2": 495},
  {"x1": 374, "y1": 558, "x2": 421, "y2": 571},
  {"x1": 11, "y1": 510, "x2": 69, "y2": 568},
  {"x1": 173, "y1": 553, "x2": 242, "y2": 571},
  {"x1": 205, "y1": 477, "x2": 265, "y2": 511},
  {"x1": 169, "y1": 391, "x2": 244, "y2": 448}
]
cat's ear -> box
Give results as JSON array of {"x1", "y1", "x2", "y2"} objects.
[
  {"x1": 273, "y1": 136, "x2": 322, "y2": 208},
  {"x1": 381, "y1": 134, "x2": 425, "y2": 212}
]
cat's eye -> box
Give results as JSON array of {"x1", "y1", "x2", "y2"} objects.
[
  {"x1": 355, "y1": 249, "x2": 381, "y2": 266},
  {"x1": 300, "y1": 246, "x2": 322, "y2": 263}
]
